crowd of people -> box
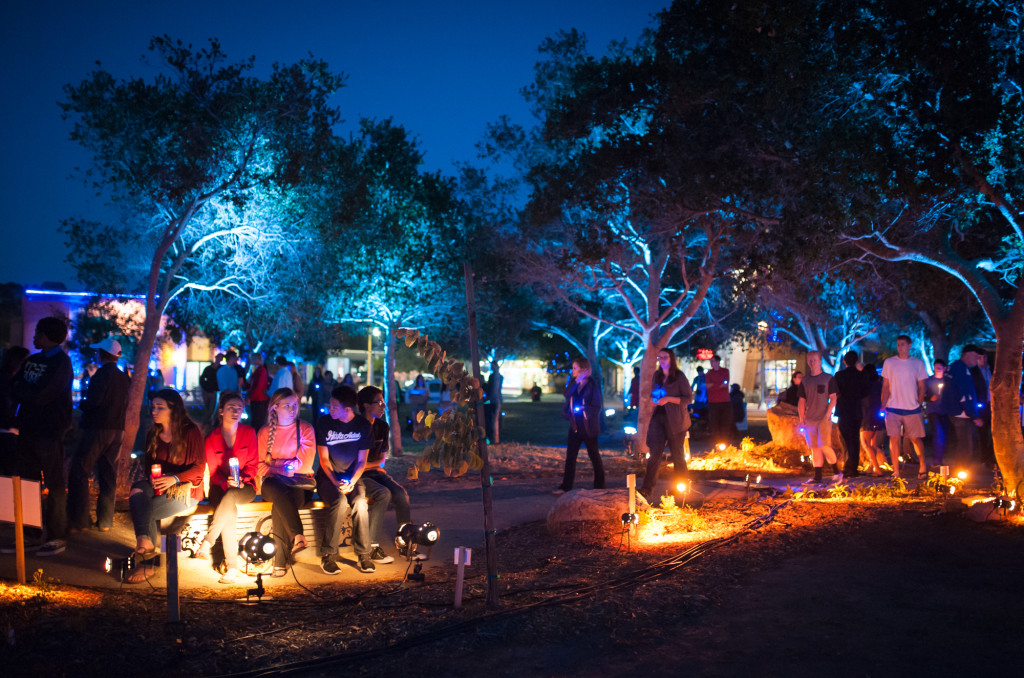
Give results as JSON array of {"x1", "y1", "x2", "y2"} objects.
[
  {"x1": 0, "y1": 318, "x2": 415, "y2": 583},
  {"x1": 785, "y1": 336, "x2": 996, "y2": 486}
]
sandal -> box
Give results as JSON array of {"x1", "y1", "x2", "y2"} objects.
[
  {"x1": 271, "y1": 566, "x2": 287, "y2": 578},
  {"x1": 126, "y1": 563, "x2": 153, "y2": 584},
  {"x1": 291, "y1": 535, "x2": 308, "y2": 555},
  {"x1": 218, "y1": 568, "x2": 246, "y2": 585},
  {"x1": 193, "y1": 542, "x2": 212, "y2": 560}
]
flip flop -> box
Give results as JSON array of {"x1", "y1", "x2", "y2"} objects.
[{"x1": 291, "y1": 536, "x2": 308, "y2": 555}]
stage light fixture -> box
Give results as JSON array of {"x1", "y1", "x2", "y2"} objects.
[
  {"x1": 104, "y1": 553, "x2": 136, "y2": 582},
  {"x1": 239, "y1": 532, "x2": 276, "y2": 565},
  {"x1": 396, "y1": 522, "x2": 440, "y2": 554},
  {"x1": 621, "y1": 512, "x2": 639, "y2": 526}
]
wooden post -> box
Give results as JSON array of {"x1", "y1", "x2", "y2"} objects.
[
  {"x1": 13, "y1": 476, "x2": 26, "y2": 585},
  {"x1": 163, "y1": 535, "x2": 180, "y2": 623},
  {"x1": 626, "y1": 474, "x2": 636, "y2": 535},
  {"x1": 454, "y1": 546, "x2": 471, "y2": 608},
  {"x1": 464, "y1": 262, "x2": 501, "y2": 609}
]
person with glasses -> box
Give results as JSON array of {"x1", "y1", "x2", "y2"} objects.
[
  {"x1": 357, "y1": 386, "x2": 413, "y2": 565},
  {"x1": 195, "y1": 391, "x2": 258, "y2": 584}
]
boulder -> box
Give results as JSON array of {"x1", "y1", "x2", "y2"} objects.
[
  {"x1": 766, "y1": 403, "x2": 849, "y2": 459},
  {"x1": 546, "y1": 488, "x2": 651, "y2": 529}
]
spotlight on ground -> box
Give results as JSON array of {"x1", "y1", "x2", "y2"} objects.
[
  {"x1": 396, "y1": 522, "x2": 440, "y2": 582},
  {"x1": 104, "y1": 553, "x2": 136, "y2": 582},
  {"x1": 957, "y1": 470, "x2": 969, "y2": 481},
  {"x1": 239, "y1": 532, "x2": 276, "y2": 565},
  {"x1": 621, "y1": 512, "x2": 639, "y2": 526}
]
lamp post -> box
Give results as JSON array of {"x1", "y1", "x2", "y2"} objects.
[
  {"x1": 367, "y1": 327, "x2": 381, "y2": 386},
  {"x1": 757, "y1": 321, "x2": 768, "y2": 409}
]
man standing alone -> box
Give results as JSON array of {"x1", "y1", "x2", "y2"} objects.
[
  {"x1": 706, "y1": 355, "x2": 732, "y2": 447},
  {"x1": 798, "y1": 351, "x2": 841, "y2": 486},
  {"x1": 12, "y1": 317, "x2": 73, "y2": 555},
  {"x1": 67, "y1": 337, "x2": 130, "y2": 532},
  {"x1": 835, "y1": 351, "x2": 867, "y2": 477},
  {"x1": 881, "y1": 335, "x2": 929, "y2": 478}
]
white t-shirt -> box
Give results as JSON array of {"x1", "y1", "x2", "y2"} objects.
[{"x1": 881, "y1": 356, "x2": 928, "y2": 411}]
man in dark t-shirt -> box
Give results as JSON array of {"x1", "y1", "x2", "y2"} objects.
[{"x1": 315, "y1": 385, "x2": 373, "y2": 574}]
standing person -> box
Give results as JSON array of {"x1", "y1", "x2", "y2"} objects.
[
  {"x1": 358, "y1": 385, "x2": 412, "y2": 565},
  {"x1": 0, "y1": 346, "x2": 30, "y2": 477},
  {"x1": 691, "y1": 366, "x2": 707, "y2": 407},
  {"x1": 948, "y1": 345, "x2": 984, "y2": 469},
  {"x1": 706, "y1": 355, "x2": 732, "y2": 447},
  {"x1": 555, "y1": 358, "x2": 605, "y2": 494},
  {"x1": 199, "y1": 354, "x2": 223, "y2": 420},
  {"x1": 730, "y1": 383, "x2": 747, "y2": 431},
  {"x1": 973, "y1": 350, "x2": 994, "y2": 467},
  {"x1": 778, "y1": 371, "x2": 803, "y2": 407},
  {"x1": 314, "y1": 385, "x2": 374, "y2": 574},
  {"x1": 798, "y1": 350, "x2": 842, "y2": 486},
  {"x1": 859, "y1": 365, "x2": 888, "y2": 475},
  {"x1": 484, "y1": 361, "x2": 503, "y2": 443},
  {"x1": 126, "y1": 389, "x2": 205, "y2": 582},
  {"x1": 257, "y1": 388, "x2": 316, "y2": 577},
  {"x1": 268, "y1": 356, "x2": 293, "y2": 393},
  {"x1": 627, "y1": 366, "x2": 641, "y2": 412},
  {"x1": 835, "y1": 351, "x2": 868, "y2": 477},
  {"x1": 247, "y1": 352, "x2": 269, "y2": 432},
  {"x1": 881, "y1": 334, "x2": 930, "y2": 479},
  {"x1": 67, "y1": 338, "x2": 130, "y2": 532},
  {"x1": 195, "y1": 391, "x2": 258, "y2": 584},
  {"x1": 925, "y1": 360, "x2": 958, "y2": 468},
  {"x1": 639, "y1": 348, "x2": 693, "y2": 501},
  {"x1": 11, "y1": 317, "x2": 74, "y2": 556},
  {"x1": 217, "y1": 351, "x2": 243, "y2": 397}
]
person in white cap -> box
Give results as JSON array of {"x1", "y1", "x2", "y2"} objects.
[{"x1": 67, "y1": 337, "x2": 131, "y2": 533}]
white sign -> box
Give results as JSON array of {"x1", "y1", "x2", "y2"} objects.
[{"x1": 0, "y1": 476, "x2": 43, "y2": 527}]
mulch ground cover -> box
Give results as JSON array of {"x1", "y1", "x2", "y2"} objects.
[{"x1": 3, "y1": 444, "x2": 1023, "y2": 677}]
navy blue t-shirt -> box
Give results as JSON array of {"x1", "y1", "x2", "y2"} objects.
[{"x1": 315, "y1": 415, "x2": 371, "y2": 480}]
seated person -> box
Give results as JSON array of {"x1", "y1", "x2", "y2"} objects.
[
  {"x1": 257, "y1": 388, "x2": 316, "y2": 577},
  {"x1": 127, "y1": 389, "x2": 205, "y2": 583},
  {"x1": 315, "y1": 385, "x2": 374, "y2": 574},
  {"x1": 357, "y1": 386, "x2": 414, "y2": 564},
  {"x1": 196, "y1": 391, "x2": 258, "y2": 584}
]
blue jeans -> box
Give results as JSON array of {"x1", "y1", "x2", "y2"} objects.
[
  {"x1": 361, "y1": 469, "x2": 411, "y2": 545},
  {"x1": 128, "y1": 480, "x2": 191, "y2": 546},
  {"x1": 316, "y1": 469, "x2": 369, "y2": 558}
]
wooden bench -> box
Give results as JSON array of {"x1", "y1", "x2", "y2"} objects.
[{"x1": 165, "y1": 499, "x2": 361, "y2": 558}]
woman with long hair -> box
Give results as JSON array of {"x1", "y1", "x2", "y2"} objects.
[
  {"x1": 257, "y1": 387, "x2": 316, "y2": 577},
  {"x1": 195, "y1": 391, "x2": 258, "y2": 584},
  {"x1": 555, "y1": 358, "x2": 605, "y2": 493},
  {"x1": 127, "y1": 388, "x2": 205, "y2": 582},
  {"x1": 639, "y1": 348, "x2": 693, "y2": 501}
]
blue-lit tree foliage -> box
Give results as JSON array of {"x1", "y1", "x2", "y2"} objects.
[{"x1": 60, "y1": 37, "x2": 344, "y2": 462}]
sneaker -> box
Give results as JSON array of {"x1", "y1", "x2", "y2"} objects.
[
  {"x1": 320, "y1": 555, "x2": 341, "y2": 575},
  {"x1": 369, "y1": 545, "x2": 394, "y2": 564},
  {"x1": 833, "y1": 472, "x2": 844, "y2": 485},
  {"x1": 357, "y1": 555, "x2": 376, "y2": 573},
  {"x1": 218, "y1": 568, "x2": 246, "y2": 585},
  {"x1": 36, "y1": 540, "x2": 66, "y2": 557},
  {"x1": 802, "y1": 477, "x2": 821, "y2": 485},
  {"x1": 414, "y1": 551, "x2": 429, "y2": 561}
]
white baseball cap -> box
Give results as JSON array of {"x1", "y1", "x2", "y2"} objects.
[{"x1": 90, "y1": 338, "x2": 123, "y2": 356}]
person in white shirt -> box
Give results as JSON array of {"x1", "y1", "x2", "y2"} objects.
[{"x1": 880, "y1": 335, "x2": 929, "y2": 479}]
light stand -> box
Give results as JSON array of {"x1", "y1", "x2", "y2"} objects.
[{"x1": 396, "y1": 522, "x2": 439, "y2": 582}]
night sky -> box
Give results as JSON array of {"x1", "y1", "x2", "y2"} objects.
[{"x1": 0, "y1": 0, "x2": 666, "y2": 289}]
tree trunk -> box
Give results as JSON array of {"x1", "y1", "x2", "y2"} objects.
[
  {"x1": 634, "y1": 332, "x2": 659, "y2": 461},
  {"x1": 991, "y1": 317, "x2": 1024, "y2": 497},
  {"x1": 116, "y1": 300, "x2": 162, "y2": 489},
  {"x1": 383, "y1": 327, "x2": 403, "y2": 456},
  {"x1": 464, "y1": 262, "x2": 500, "y2": 609}
]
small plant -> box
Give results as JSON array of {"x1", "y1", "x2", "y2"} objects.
[{"x1": 31, "y1": 569, "x2": 60, "y2": 600}]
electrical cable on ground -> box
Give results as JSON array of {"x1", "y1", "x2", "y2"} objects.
[{"x1": 207, "y1": 499, "x2": 793, "y2": 678}]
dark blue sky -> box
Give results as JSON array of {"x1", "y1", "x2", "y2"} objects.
[{"x1": 0, "y1": 0, "x2": 666, "y2": 289}]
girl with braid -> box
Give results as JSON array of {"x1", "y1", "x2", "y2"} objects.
[{"x1": 256, "y1": 388, "x2": 316, "y2": 577}]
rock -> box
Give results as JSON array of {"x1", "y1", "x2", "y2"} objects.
[
  {"x1": 546, "y1": 488, "x2": 651, "y2": 529},
  {"x1": 766, "y1": 403, "x2": 849, "y2": 460},
  {"x1": 965, "y1": 498, "x2": 1005, "y2": 522}
]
